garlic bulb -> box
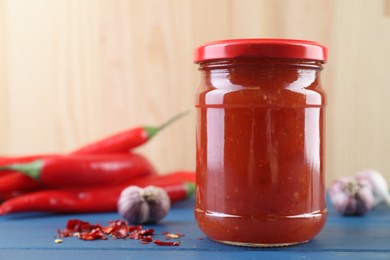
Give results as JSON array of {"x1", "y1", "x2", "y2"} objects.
[
  {"x1": 328, "y1": 176, "x2": 375, "y2": 216},
  {"x1": 117, "y1": 185, "x2": 171, "y2": 224}
]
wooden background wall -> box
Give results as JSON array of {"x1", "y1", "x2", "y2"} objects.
[{"x1": 1, "y1": 0, "x2": 390, "y2": 185}]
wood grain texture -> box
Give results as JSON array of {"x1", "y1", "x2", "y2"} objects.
[
  {"x1": 0, "y1": 0, "x2": 8, "y2": 153},
  {"x1": 0, "y1": 0, "x2": 390, "y2": 184}
]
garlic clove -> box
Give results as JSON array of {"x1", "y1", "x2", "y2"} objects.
[{"x1": 117, "y1": 185, "x2": 171, "y2": 224}]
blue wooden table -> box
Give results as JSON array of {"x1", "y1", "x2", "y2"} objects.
[{"x1": 1, "y1": 197, "x2": 389, "y2": 260}]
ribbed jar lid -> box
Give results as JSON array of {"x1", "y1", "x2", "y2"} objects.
[{"x1": 194, "y1": 38, "x2": 327, "y2": 63}]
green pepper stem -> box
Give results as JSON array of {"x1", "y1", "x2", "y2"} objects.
[
  {"x1": 0, "y1": 159, "x2": 43, "y2": 180},
  {"x1": 144, "y1": 110, "x2": 191, "y2": 139}
]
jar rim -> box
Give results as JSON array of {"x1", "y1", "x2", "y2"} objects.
[{"x1": 193, "y1": 38, "x2": 327, "y2": 63}]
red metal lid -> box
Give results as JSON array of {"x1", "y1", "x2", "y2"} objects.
[{"x1": 194, "y1": 38, "x2": 327, "y2": 63}]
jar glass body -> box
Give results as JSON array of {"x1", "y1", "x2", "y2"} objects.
[{"x1": 194, "y1": 58, "x2": 327, "y2": 247}]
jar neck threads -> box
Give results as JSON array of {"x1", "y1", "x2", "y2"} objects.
[{"x1": 199, "y1": 59, "x2": 322, "y2": 90}]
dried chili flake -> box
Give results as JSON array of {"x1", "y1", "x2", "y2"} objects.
[
  {"x1": 68, "y1": 219, "x2": 90, "y2": 232},
  {"x1": 102, "y1": 226, "x2": 114, "y2": 234},
  {"x1": 104, "y1": 220, "x2": 128, "y2": 239},
  {"x1": 64, "y1": 219, "x2": 81, "y2": 231},
  {"x1": 111, "y1": 228, "x2": 128, "y2": 239},
  {"x1": 142, "y1": 235, "x2": 153, "y2": 243},
  {"x1": 59, "y1": 219, "x2": 94, "y2": 237},
  {"x1": 80, "y1": 229, "x2": 107, "y2": 241},
  {"x1": 57, "y1": 229, "x2": 71, "y2": 238},
  {"x1": 128, "y1": 225, "x2": 142, "y2": 232},
  {"x1": 109, "y1": 220, "x2": 128, "y2": 227},
  {"x1": 128, "y1": 227, "x2": 155, "y2": 241},
  {"x1": 128, "y1": 230, "x2": 141, "y2": 240},
  {"x1": 153, "y1": 239, "x2": 180, "y2": 246},
  {"x1": 139, "y1": 228, "x2": 154, "y2": 236}
]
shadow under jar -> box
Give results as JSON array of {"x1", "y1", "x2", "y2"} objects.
[{"x1": 194, "y1": 39, "x2": 328, "y2": 247}]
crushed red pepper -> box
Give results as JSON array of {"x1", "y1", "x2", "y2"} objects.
[{"x1": 57, "y1": 219, "x2": 182, "y2": 246}]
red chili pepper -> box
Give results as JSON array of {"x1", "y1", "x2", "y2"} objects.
[
  {"x1": 0, "y1": 172, "x2": 42, "y2": 201},
  {"x1": 0, "y1": 153, "x2": 156, "y2": 189},
  {"x1": 0, "y1": 155, "x2": 59, "y2": 199},
  {"x1": 0, "y1": 113, "x2": 187, "y2": 197},
  {"x1": 70, "y1": 111, "x2": 188, "y2": 155},
  {"x1": 0, "y1": 173, "x2": 41, "y2": 200},
  {"x1": 0, "y1": 154, "x2": 58, "y2": 177},
  {"x1": 0, "y1": 154, "x2": 58, "y2": 165},
  {"x1": 0, "y1": 172, "x2": 195, "y2": 215}
]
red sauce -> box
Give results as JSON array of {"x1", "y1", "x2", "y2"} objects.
[{"x1": 194, "y1": 40, "x2": 327, "y2": 246}]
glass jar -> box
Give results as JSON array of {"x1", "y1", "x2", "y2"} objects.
[{"x1": 194, "y1": 39, "x2": 328, "y2": 247}]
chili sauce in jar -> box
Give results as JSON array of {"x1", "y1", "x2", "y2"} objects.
[{"x1": 194, "y1": 39, "x2": 327, "y2": 247}]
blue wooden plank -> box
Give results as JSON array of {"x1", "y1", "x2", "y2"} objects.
[
  {"x1": 1, "y1": 198, "x2": 390, "y2": 259},
  {"x1": 0, "y1": 250, "x2": 390, "y2": 260}
]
